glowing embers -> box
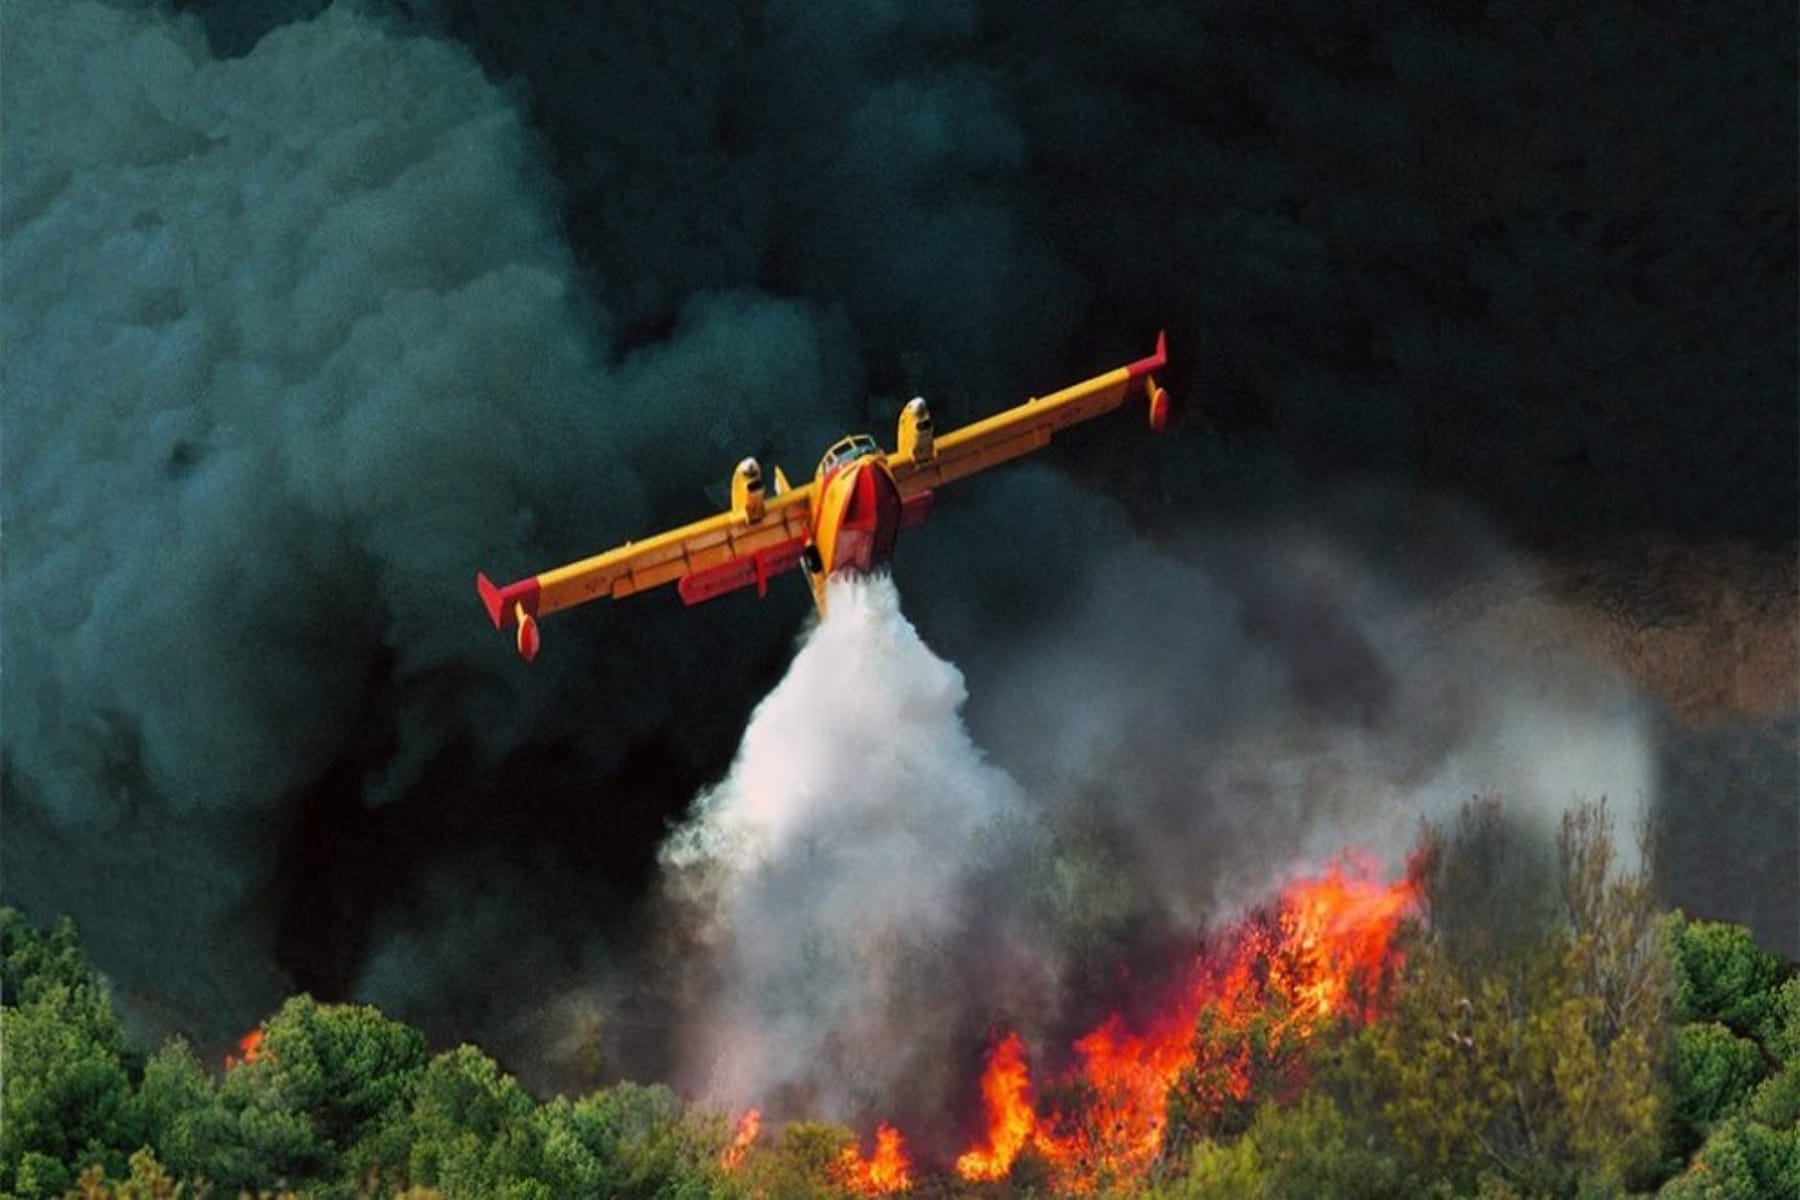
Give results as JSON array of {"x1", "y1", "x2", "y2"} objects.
[
  {"x1": 832, "y1": 1123, "x2": 913, "y2": 1195},
  {"x1": 950, "y1": 859, "x2": 1419, "y2": 1192}
]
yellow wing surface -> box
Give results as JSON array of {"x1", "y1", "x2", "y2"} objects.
[
  {"x1": 477, "y1": 477, "x2": 814, "y2": 660},
  {"x1": 478, "y1": 332, "x2": 1170, "y2": 660},
  {"x1": 889, "y1": 332, "x2": 1169, "y2": 496}
]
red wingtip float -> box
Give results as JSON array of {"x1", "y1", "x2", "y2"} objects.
[{"x1": 477, "y1": 334, "x2": 1173, "y2": 658}]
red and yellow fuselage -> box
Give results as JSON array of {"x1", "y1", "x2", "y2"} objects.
[{"x1": 803, "y1": 437, "x2": 931, "y2": 611}]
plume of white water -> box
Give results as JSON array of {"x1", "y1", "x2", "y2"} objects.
[{"x1": 663, "y1": 574, "x2": 1035, "y2": 1120}]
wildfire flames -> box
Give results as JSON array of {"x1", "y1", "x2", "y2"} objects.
[
  {"x1": 714, "y1": 860, "x2": 1414, "y2": 1193},
  {"x1": 734, "y1": 859, "x2": 1417, "y2": 1193},
  {"x1": 223, "y1": 1027, "x2": 265, "y2": 1070},
  {"x1": 947, "y1": 859, "x2": 1419, "y2": 1191},
  {"x1": 832, "y1": 1123, "x2": 913, "y2": 1195},
  {"x1": 721, "y1": 1108, "x2": 761, "y2": 1171},
  {"x1": 954, "y1": 1033, "x2": 1036, "y2": 1181}
]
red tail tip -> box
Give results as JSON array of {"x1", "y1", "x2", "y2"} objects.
[
  {"x1": 477, "y1": 572, "x2": 505, "y2": 628},
  {"x1": 1126, "y1": 330, "x2": 1169, "y2": 380},
  {"x1": 477, "y1": 573, "x2": 542, "y2": 659}
]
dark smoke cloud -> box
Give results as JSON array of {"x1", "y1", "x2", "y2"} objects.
[
  {"x1": 3, "y1": 0, "x2": 1790, "y2": 1095},
  {"x1": 1, "y1": 0, "x2": 850, "y2": 1035},
  {"x1": 411, "y1": 0, "x2": 1793, "y2": 545}
]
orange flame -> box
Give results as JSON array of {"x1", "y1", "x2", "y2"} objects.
[
  {"x1": 224, "y1": 1028, "x2": 265, "y2": 1070},
  {"x1": 1275, "y1": 863, "x2": 1419, "y2": 1022},
  {"x1": 951, "y1": 860, "x2": 1418, "y2": 1191},
  {"x1": 721, "y1": 1107, "x2": 761, "y2": 1171},
  {"x1": 832, "y1": 1123, "x2": 913, "y2": 1195},
  {"x1": 954, "y1": 1032, "x2": 1037, "y2": 1181}
]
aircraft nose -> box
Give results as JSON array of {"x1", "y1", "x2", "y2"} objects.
[{"x1": 833, "y1": 459, "x2": 902, "y2": 571}]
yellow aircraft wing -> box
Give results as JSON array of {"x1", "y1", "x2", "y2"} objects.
[
  {"x1": 478, "y1": 471, "x2": 814, "y2": 660},
  {"x1": 889, "y1": 332, "x2": 1168, "y2": 497}
]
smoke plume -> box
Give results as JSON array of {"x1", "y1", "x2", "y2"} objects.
[{"x1": 1, "y1": 0, "x2": 848, "y2": 1034}]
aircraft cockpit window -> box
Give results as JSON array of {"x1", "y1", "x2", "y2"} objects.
[{"x1": 819, "y1": 435, "x2": 878, "y2": 475}]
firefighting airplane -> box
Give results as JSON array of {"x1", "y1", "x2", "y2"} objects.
[{"x1": 477, "y1": 333, "x2": 1170, "y2": 660}]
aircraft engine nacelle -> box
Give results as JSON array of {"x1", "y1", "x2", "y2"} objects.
[
  {"x1": 731, "y1": 457, "x2": 766, "y2": 523},
  {"x1": 896, "y1": 396, "x2": 934, "y2": 465}
]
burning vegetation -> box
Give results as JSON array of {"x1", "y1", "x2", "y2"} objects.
[
  {"x1": 832, "y1": 1124, "x2": 915, "y2": 1195},
  {"x1": 940, "y1": 861, "x2": 1420, "y2": 1192},
  {"x1": 3, "y1": 802, "x2": 1795, "y2": 1199},
  {"x1": 699, "y1": 859, "x2": 1419, "y2": 1195}
]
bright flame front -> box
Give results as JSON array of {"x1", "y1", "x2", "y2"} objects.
[
  {"x1": 948, "y1": 860, "x2": 1419, "y2": 1191},
  {"x1": 833, "y1": 1123, "x2": 914, "y2": 1195}
]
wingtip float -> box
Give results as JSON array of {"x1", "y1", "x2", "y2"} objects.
[{"x1": 478, "y1": 333, "x2": 1172, "y2": 660}]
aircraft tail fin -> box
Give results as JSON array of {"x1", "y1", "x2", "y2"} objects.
[
  {"x1": 476, "y1": 571, "x2": 543, "y2": 661},
  {"x1": 1128, "y1": 330, "x2": 1172, "y2": 432}
]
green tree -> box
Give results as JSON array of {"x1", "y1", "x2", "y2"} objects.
[
  {"x1": 736, "y1": 1120, "x2": 858, "y2": 1200},
  {"x1": 1169, "y1": 988, "x2": 1319, "y2": 1143},
  {"x1": 1150, "y1": 1094, "x2": 1403, "y2": 1200},
  {"x1": 256, "y1": 994, "x2": 429, "y2": 1148},
  {"x1": 0, "y1": 910, "x2": 135, "y2": 1197},
  {"x1": 392, "y1": 1045, "x2": 545, "y2": 1198},
  {"x1": 534, "y1": 1082, "x2": 741, "y2": 1199},
  {"x1": 127, "y1": 1038, "x2": 229, "y2": 1184},
  {"x1": 1336, "y1": 799, "x2": 1668, "y2": 1195},
  {"x1": 1662, "y1": 913, "x2": 1795, "y2": 1170},
  {"x1": 1666, "y1": 914, "x2": 1791, "y2": 1051},
  {"x1": 1156, "y1": 1133, "x2": 1262, "y2": 1199},
  {"x1": 2, "y1": 909, "x2": 101, "y2": 1004},
  {"x1": 1657, "y1": 1114, "x2": 1800, "y2": 1200},
  {"x1": 204, "y1": 995, "x2": 427, "y2": 1193},
  {"x1": 1767, "y1": 976, "x2": 1800, "y2": 1066},
  {"x1": 1671, "y1": 1023, "x2": 1766, "y2": 1151}
]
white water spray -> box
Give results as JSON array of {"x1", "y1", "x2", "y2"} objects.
[{"x1": 663, "y1": 574, "x2": 1035, "y2": 1120}]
